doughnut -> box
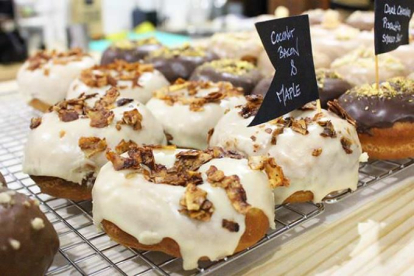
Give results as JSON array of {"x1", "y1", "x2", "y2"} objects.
[
  {"x1": 144, "y1": 45, "x2": 218, "y2": 82},
  {"x1": 388, "y1": 43, "x2": 414, "y2": 73},
  {"x1": 337, "y1": 77, "x2": 414, "y2": 159},
  {"x1": 67, "y1": 60, "x2": 169, "y2": 104},
  {"x1": 190, "y1": 59, "x2": 263, "y2": 95},
  {"x1": 93, "y1": 146, "x2": 284, "y2": 270},
  {"x1": 209, "y1": 95, "x2": 365, "y2": 204},
  {"x1": 17, "y1": 48, "x2": 96, "y2": 112},
  {"x1": 100, "y1": 38, "x2": 163, "y2": 65},
  {"x1": 346, "y1": 11, "x2": 375, "y2": 31},
  {"x1": 303, "y1": 9, "x2": 343, "y2": 25},
  {"x1": 0, "y1": 188, "x2": 59, "y2": 276},
  {"x1": 146, "y1": 80, "x2": 246, "y2": 149},
  {"x1": 252, "y1": 70, "x2": 352, "y2": 108},
  {"x1": 331, "y1": 47, "x2": 407, "y2": 86},
  {"x1": 23, "y1": 88, "x2": 167, "y2": 200},
  {"x1": 209, "y1": 32, "x2": 263, "y2": 63}
]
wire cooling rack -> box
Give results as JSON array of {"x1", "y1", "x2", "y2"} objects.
[{"x1": 0, "y1": 91, "x2": 412, "y2": 276}]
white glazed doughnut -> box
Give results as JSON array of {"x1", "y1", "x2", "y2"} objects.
[
  {"x1": 146, "y1": 80, "x2": 246, "y2": 149},
  {"x1": 67, "y1": 60, "x2": 169, "y2": 104},
  {"x1": 209, "y1": 96, "x2": 365, "y2": 204},
  {"x1": 93, "y1": 146, "x2": 280, "y2": 270},
  {"x1": 331, "y1": 47, "x2": 407, "y2": 86},
  {"x1": 23, "y1": 88, "x2": 166, "y2": 197},
  {"x1": 346, "y1": 11, "x2": 375, "y2": 31},
  {"x1": 17, "y1": 49, "x2": 96, "y2": 110}
]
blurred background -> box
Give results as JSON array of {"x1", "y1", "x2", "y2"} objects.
[{"x1": 0, "y1": 0, "x2": 374, "y2": 79}]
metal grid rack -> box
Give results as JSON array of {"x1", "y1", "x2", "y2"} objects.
[{"x1": 0, "y1": 91, "x2": 412, "y2": 276}]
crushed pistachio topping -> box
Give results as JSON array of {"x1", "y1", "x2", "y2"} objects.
[
  {"x1": 26, "y1": 48, "x2": 88, "y2": 71},
  {"x1": 80, "y1": 60, "x2": 153, "y2": 88},
  {"x1": 154, "y1": 79, "x2": 243, "y2": 111},
  {"x1": 179, "y1": 184, "x2": 214, "y2": 221},
  {"x1": 148, "y1": 44, "x2": 207, "y2": 58},
  {"x1": 200, "y1": 59, "x2": 256, "y2": 75},
  {"x1": 316, "y1": 69, "x2": 342, "y2": 89},
  {"x1": 346, "y1": 77, "x2": 414, "y2": 98},
  {"x1": 113, "y1": 37, "x2": 160, "y2": 49}
]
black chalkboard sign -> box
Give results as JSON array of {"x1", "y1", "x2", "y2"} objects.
[
  {"x1": 374, "y1": 0, "x2": 414, "y2": 55},
  {"x1": 249, "y1": 15, "x2": 319, "y2": 127}
]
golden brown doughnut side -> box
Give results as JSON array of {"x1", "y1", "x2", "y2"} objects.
[
  {"x1": 30, "y1": 175, "x2": 92, "y2": 201},
  {"x1": 101, "y1": 207, "x2": 269, "y2": 260},
  {"x1": 282, "y1": 191, "x2": 314, "y2": 204},
  {"x1": 358, "y1": 122, "x2": 414, "y2": 160},
  {"x1": 28, "y1": 99, "x2": 51, "y2": 113}
]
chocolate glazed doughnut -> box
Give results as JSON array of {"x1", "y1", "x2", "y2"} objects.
[
  {"x1": 144, "y1": 45, "x2": 219, "y2": 83},
  {"x1": 100, "y1": 38, "x2": 163, "y2": 65},
  {"x1": 0, "y1": 188, "x2": 59, "y2": 276},
  {"x1": 190, "y1": 59, "x2": 263, "y2": 95},
  {"x1": 338, "y1": 77, "x2": 414, "y2": 160}
]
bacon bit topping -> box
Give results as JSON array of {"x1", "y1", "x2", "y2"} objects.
[
  {"x1": 222, "y1": 219, "x2": 240, "y2": 232},
  {"x1": 79, "y1": 60, "x2": 153, "y2": 88},
  {"x1": 165, "y1": 132, "x2": 174, "y2": 143},
  {"x1": 340, "y1": 137, "x2": 353, "y2": 154},
  {"x1": 30, "y1": 117, "x2": 42, "y2": 129},
  {"x1": 106, "y1": 149, "x2": 146, "y2": 171},
  {"x1": 206, "y1": 165, "x2": 251, "y2": 214},
  {"x1": 59, "y1": 130, "x2": 66, "y2": 138},
  {"x1": 116, "y1": 98, "x2": 134, "y2": 107},
  {"x1": 115, "y1": 139, "x2": 138, "y2": 154},
  {"x1": 94, "y1": 87, "x2": 120, "y2": 110},
  {"x1": 26, "y1": 48, "x2": 87, "y2": 71},
  {"x1": 88, "y1": 109, "x2": 114, "y2": 128},
  {"x1": 291, "y1": 119, "x2": 309, "y2": 135},
  {"x1": 154, "y1": 80, "x2": 243, "y2": 112},
  {"x1": 78, "y1": 137, "x2": 107, "y2": 158},
  {"x1": 312, "y1": 148, "x2": 323, "y2": 157},
  {"x1": 239, "y1": 95, "x2": 263, "y2": 119},
  {"x1": 207, "y1": 128, "x2": 214, "y2": 144},
  {"x1": 318, "y1": 120, "x2": 337, "y2": 138},
  {"x1": 327, "y1": 100, "x2": 357, "y2": 127},
  {"x1": 265, "y1": 128, "x2": 272, "y2": 134},
  {"x1": 117, "y1": 109, "x2": 143, "y2": 130},
  {"x1": 58, "y1": 110, "x2": 79, "y2": 122},
  {"x1": 179, "y1": 184, "x2": 214, "y2": 221},
  {"x1": 248, "y1": 156, "x2": 289, "y2": 188},
  {"x1": 250, "y1": 135, "x2": 257, "y2": 142},
  {"x1": 298, "y1": 101, "x2": 317, "y2": 111},
  {"x1": 271, "y1": 127, "x2": 283, "y2": 145}
]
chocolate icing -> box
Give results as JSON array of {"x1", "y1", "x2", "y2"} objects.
[
  {"x1": 100, "y1": 38, "x2": 162, "y2": 65},
  {"x1": 0, "y1": 188, "x2": 59, "y2": 276},
  {"x1": 190, "y1": 59, "x2": 263, "y2": 95},
  {"x1": 338, "y1": 77, "x2": 414, "y2": 133},
  {"x1": 317, "y1": 69, "x2": 353, "y2": 108},
  {"x1": 144, "y1": 45, "x2": 218, "y2": 83}
]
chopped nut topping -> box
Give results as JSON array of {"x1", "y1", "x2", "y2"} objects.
[
  {"x1": 207, "y1": 128, "x2": 214, "y2": 144},
  {"x1": 248, "y1": 156, "x2": 289, "y2": 188},
  {"x1": 117, "y1": 98, "x2": 134, "y2": 107},
  {"x1": 59, "y1": 130, "x2": 66, "y2": 138},
  {"x1": 26, "y1": 48, "x2": 87, "y2": 71},
  {"x1": 30, "y1": 117, "x2": 42, "y2": 129},
  {"x1": 250, "y1": 135, "x2": 257, "y2": 141},
  {"x1": 291, "y1": 119, "x2": 309, "y2": 135},
  {"x1": 340, "y1": 137, "x2": 353, "y2": 154},
  {"x1": 115, "y1": 139, "x2": 138, "y2": 154},
  {"x1": 88, "y1": 109, "x2": 114, "y2": 128},
  {"x1": 31, "y1": 217, "x2": 45, "y2": 231},
  {"x1": 206, "y1": 165, "x2": 251, "y2": 214},
  {"x1": 312, "y1": 148, "x2": 323, "y2": 156},
  {"x1": 327, "y1": 100, "x2": 357, "y2": 127},
  {"x1": 79, "y1": 137, "x2": 107, "y2": 158},
  {"x1": 94, "y1": 87, "x2": 120, "y2": 110},
  {"x1": 165, "y1": 132, "x2": 173, "y2": 143},
  {"x1": 222, "y1": 219, "x2": 240, "y2": 232},
  {"x1": 179, "y1": 184, "x2": 214, "y2": 221},
  {"x1": 239, "y1": 95, "x2": 263, "y2": 119},
  {"x1": 318, "y1": 120, "x2": 337, "y2": 138},
  {"x1": 59, "y1": 109, "x2": 79, "y2": 122},
  {"x1": 154, "y1": 80, "x2": 243, "y2": 112},
  {"x1": 271, "y1": 126, "x2": 284, "y2": 145},
  {"x1": 118, "y1": 109, "x2": 143, "y2": 130}
]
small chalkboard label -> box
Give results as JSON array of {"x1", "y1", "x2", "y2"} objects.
[
  {"x1": 374, "y1": 0, "x2": 414, "y2": 55},
  {"x1": 249, "y1": 15, "x2": 319, "y2": 127}
]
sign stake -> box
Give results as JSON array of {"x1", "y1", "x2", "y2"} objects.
[{"x1": 316, "y1": 99, "x2": 322, "y2": 113}]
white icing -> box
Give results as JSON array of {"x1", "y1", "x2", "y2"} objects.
[
  {"x1": 209, "y1": 109, "x2": 362, "y2": 204},
  {"x1": 92, "y1": 151, "x2": 274, "y2": 270},
  {"x1": 146, "y1": 86, "x2": 246, "y2": 150},
  {"x1": 17, "y1": 56, "x2": 96, "y2": 106},
  {"x1": 67, "y1": 70, "x2": 169, "y2": 104},
  {"x1": 23, "y1": 98, "x2": 167, "y2": 184},
  {"x1": 331, "y1": 47, "x2": 407, "y2": 86}
]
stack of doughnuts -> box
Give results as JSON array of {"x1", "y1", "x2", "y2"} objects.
[
  {"x1": 23, "y1": 88, "x2": 166, "y2": 200},
  {"x1": 338, "y1": 77, "x2": 414, "y2": 159},
  {"x1": 67, "y1": 60, "x2": 169, "y2": 104},
  {"x1": 146, "y1": 80, "x2": 246, "y2": 149},
  {"x1": 17, "y1": 49, "x2": 96, "y2": 112},
  {"x1": 93, "y1": 146, "x2": 284, "y2": 269}
]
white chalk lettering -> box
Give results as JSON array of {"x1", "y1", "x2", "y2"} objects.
[
  {"x1": 397, "y1": 5, "x2": 411, "y2": 17},
  {"x1": 382, "y1": 17, "x2": 401, "y2": 31},
  {"x1": 384, "y1": 4, "x2": 396, "y2": 15},
  {"x1": 271, "y1": 27, "x2": 295, "y2": 45},
  {"x1": 276, "y1": 83, "x2": 301, "y2": 106}
]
